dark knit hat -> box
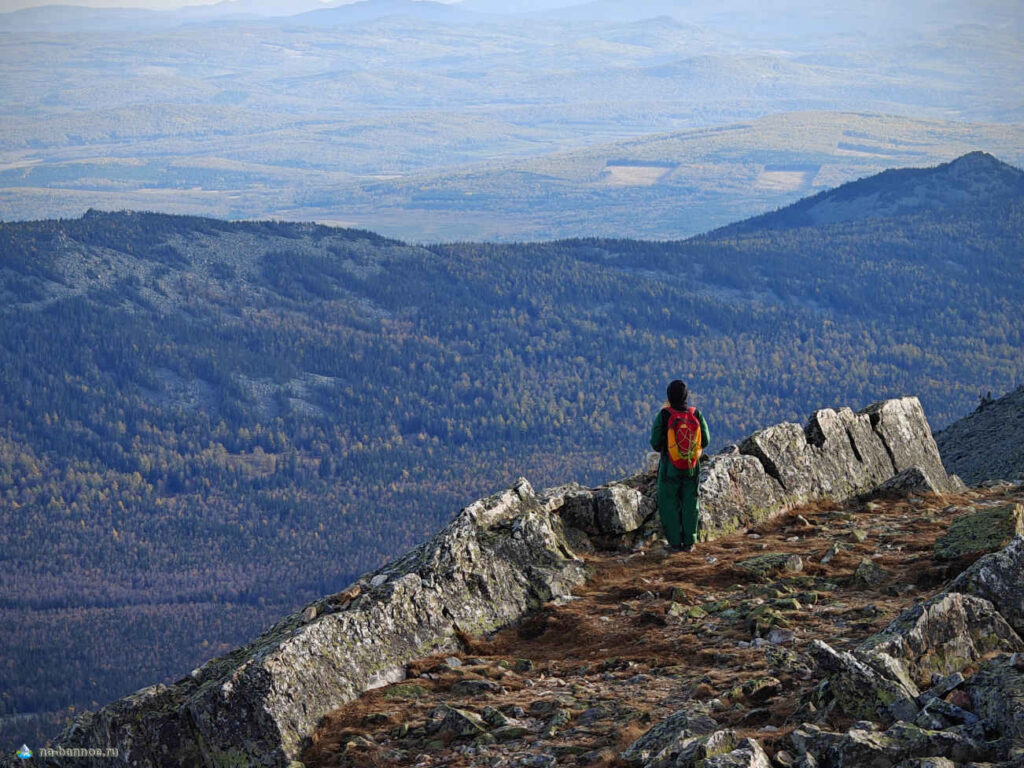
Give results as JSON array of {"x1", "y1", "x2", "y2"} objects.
[{"x1": 667, "y1": 380, "x2": 687, "y2": 409}]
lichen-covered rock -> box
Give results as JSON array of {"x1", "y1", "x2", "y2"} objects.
[
  {"x1": 791, "y1": 721, "x2": 999, "y2": 768},
  {"x1": 858, "y1": 592, "x2": 1024, "y2": 689},
  {"x1": 949, "y1": 535, "x2": 1024, "y2": 636},
  {"x1": 701, "y1": 738, "x2": 772, "y2": 768},
  {"x1": 619, "y1": 706, "x2": 720, "y2": 766},
  {"x1": 934, "y1": 504, "x2": 1024, "y2": 561},
  {"x1": 737, "y1": 553, "x2": 804, "y2": 579},
  {"x1": 808, "y1": 640, "x2": 919, "y2": 723},
  {"x1": 437, "y1": 706, "x2": 487, "y2": 739},
  {"x1": 853, "y1": 557, "x2": 892, "y2": 588},
  {"x1": 595, "y1": 484, "x2": 650, "y2": 534},
  {"x1": 46, "y1": 479, "x2": 587, "y2": 768},
  {"x1": 631, "y1": 729, "x2": 740, "y2": 768}
]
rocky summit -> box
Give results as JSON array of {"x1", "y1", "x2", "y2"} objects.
[{"x1": 30, "y1": 396, "x2": 1024, "y2": 768}]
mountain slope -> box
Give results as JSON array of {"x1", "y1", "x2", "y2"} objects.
[
  {"x1": 1, "y1": 155, "x2": 1023, "y2": 747},
  {"x1": 935, "y1": 385, "x2": 1024, "y2": 485}
]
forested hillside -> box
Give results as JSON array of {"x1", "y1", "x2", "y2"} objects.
[{"x1": 1, "y1": 154, "x2": 1022, "y2": 747}]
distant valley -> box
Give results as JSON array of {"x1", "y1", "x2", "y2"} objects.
[{"x1": 1, "y1": 0, "x2": 1023, "y2": 239}]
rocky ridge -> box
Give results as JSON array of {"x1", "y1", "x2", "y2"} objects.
[
  {"x1": 936, "y1": 385, "x2": 1024, "y2": 486},
  {"x1": 32, "y1": 396, "x2": 976, "y2": 766}
]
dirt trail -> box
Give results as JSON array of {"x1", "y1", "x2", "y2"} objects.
[{"x1": 304, "y1": 486, "x2": 1021, "y2": 768}]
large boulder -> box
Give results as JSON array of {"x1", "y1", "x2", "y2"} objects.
[
  {"x1": 857, "y1": 592, "x2": 1024, "y2": 689},
  {"x1": 620, "y1": 706, "x2": 720, "y2": 767},
  {"x1": 46, "y1": 479, "x2": 587, "y2": 768},
  {"x1": 807, "y1": 639, "x2": 920, "y2": 723},
  {"x1": 791, "y1": 721, "x2": 999, "y2": 768}
]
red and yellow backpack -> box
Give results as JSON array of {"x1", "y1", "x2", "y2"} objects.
[{"x1": 664, "y1": 406, "x2": 702, "y2": 471}]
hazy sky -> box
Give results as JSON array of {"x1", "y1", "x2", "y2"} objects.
[{"x1": 0, "y1": 0, "x2": 459, "y2": 12}]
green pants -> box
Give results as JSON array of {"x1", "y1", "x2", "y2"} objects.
[{"x1": 658, "y1": 474, "x2": 700, "y2": 548}]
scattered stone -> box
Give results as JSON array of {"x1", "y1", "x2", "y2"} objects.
[
  {"x1": 578, "y1": 703, "x2": 616, "y2": 725},
  {"x1": 528, "y1": 698, "x2": 558, "y2": 716},
  {"x1": 444, "y1": 656, "x2": 463, "y2": 668},
  {"x1": 731, "y1": 677, "x2": 784, "y2": 704},
  {"x1": 451, "y1": 679, "x2": 502, "y2": 697},
  {"x1": 438, "y1": 706, "x2": 487, "y2": 740},
  {"x1": 821, "y1": 543, "x2": 847, "y2": 564},
  {"x1": 737, "y1": 554, "x2": 804, "y2": 579},
  {"x1": 852, "y1": 556, "x2": 891, "y2": 588},
  {"x1": 302, "y1": 605, "x2": 317, "y2": 622},
  {"x1": 542, "y1": 708, "x2": 571, "y2": 737},
  {"x1": 384, "y1": 684, "x2": 429, "y2": 700},
  {"x1": 481, "y1": 706, "x2": 508, "y2": 728},
  {"x1": 492, "y1": 724, "x2": 531, "y2": 742},
  {"x1": 513, "y1": 658, "x2": 534, "y2": 674},
  {"x1": 668, "y1": 602, "x2": 688, "y2": 618},
  {"x1": 620, "y1": 707, "x2": 720, "y2": 766},
  {"x1": 746, "y1": 606, "x2": 790, "y2": 638},
  {"x1": 701, "y1": 737, "x2": 772, "y2": 768},
  {"x1": 767, "y1": 628, "x2": 796, "y2": 645},
  {"x1": 851, "y1": 528, "x2": 868, "y2": 543}
]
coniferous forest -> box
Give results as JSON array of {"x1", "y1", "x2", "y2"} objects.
[{"x1": 1, "y1": 162, "x2": 1023, "y2": 745}]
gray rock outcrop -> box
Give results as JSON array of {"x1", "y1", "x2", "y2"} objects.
[
  {"x1": 42, "y1": 396, "x2": 961, "y2": 767},
  {"x1": 697, "y1": 397, "x2": 958, "y2": 537},
  {"x1": 935, "y1": 385, "x2": 1024, "y2": 485}
]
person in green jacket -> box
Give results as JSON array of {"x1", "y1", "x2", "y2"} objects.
[{"x1": 650, "y1": 380, "x2": 710, "y2": 552}]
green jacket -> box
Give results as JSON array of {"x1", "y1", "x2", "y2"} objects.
[{"x1": 650, "y1": 406, "x2": 710, "y2": 479}]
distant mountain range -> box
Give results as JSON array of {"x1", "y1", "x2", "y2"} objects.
[
  {"x1": 1, "y1": 153, "x2": 1023, "y2": 748},
  {"x1": 1, "y1": 0, "x2": 1022, "y2": 238}
]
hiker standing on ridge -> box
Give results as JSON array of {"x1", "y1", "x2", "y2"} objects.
[{"x1": 650, "y1": 380, "x2": 710, "y2": 553}]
